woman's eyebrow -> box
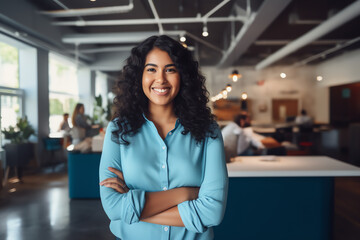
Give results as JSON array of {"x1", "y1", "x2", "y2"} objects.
[
  {"x1": 144, "y1": 63, "x2": 176, "y2": 68},
  {"x1": 144, "y1": 63, "x2": 157, "y2": 67}
]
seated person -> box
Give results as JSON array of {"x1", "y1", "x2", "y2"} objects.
[
  {"x1": 295, "y1": 109, "x2": 312, "y2": 126},
  {"x1": 58, "y1": 113, "x2": 71, "y2": 132},
  {"x1": 222, "y1": 114, "x2": 286, "y2": 162},
  {"x1": 222, "y1": 114, "x2": 265, "y2": 161}
]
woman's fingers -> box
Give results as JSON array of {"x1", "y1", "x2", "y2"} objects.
[
  {"x1": 108, "y1": 167, "x2": 124, "y2": 180},
  {"x1": 100, "y1": 177, "x2": 127, "y2": 188},
  {"x1": 103, "y1": 182, "x2": 128, "y2": 193},
  {"x1": 100, "y1": 178, "x2": 129, "y2": 193},
  {"x1": 100, "y1": 167, "x2": 129, "y2": 193}
]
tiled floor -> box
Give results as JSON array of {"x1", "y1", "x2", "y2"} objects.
[
  {"x1": 0, "y1": 165, "x2": 114, "y2": 240},
  {"x1": 1, "y1": 164, "x2": 359, "y2": 240}
]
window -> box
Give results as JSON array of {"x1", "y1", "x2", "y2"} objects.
[
  {"x1": 0, "y1": 41, "x2": 19, "y2": 88},
  {"x1": 0, "y1": 41, "x2": 23, "y2": 146},
  {"x1": 95, "y1": 71, "x2": 108, "y2": 108},
  {"x1": 49, "y1": 53, "x2": 78, "y2": 133}
]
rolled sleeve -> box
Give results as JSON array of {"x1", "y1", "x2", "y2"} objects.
[
  {"x1": 178, "y1": 128, "x2": 229, "y2": 233},
  {"x1": 99, "y1": 121, "x2": 146, "y2": 224}
]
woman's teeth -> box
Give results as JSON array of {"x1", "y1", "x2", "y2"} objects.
[{"x1": 153, "y1": 88, "x2": 168, "y2": 93}]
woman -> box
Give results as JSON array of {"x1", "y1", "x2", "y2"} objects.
[
  {"x1": 71, "y1": 103, "x2": 99, "y2": 144},
  {"x1": 99, "y1": 35, "x2": 228, "y2": 240},
  {"x1": 71, "y1": 103, "x2": 90, "y2": 144}
]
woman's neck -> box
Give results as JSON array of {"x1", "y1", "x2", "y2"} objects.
[{"x1": 146, "y1": 103, "x2": 177, "y2": 124}]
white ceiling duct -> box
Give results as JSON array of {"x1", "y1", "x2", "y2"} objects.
[
  {"x1": 218, "y1": 0, "x2": 292, "y2": 67},
  {"x1": 41, "y1": 0, "x2": 134, "y2": 17},
  {"x1": 255, "y1": 0, "x2": 360, "y2": 70}
]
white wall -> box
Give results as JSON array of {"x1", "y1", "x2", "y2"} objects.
[
  {"x1": 315, "y1": 48, "x2": 360, "y2": 87},
  {"x1": 313, "y1": 48, "x2": 360, "y2": 123},
  {"x1": 203, "y1": 48, "x2": 360, "y2": 124},
  {"x1": 203, "y1": 65, "x2": 317, "y2": 124}
]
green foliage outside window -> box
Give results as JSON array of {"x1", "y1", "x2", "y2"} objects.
[
  {"x1": 49, "y1": 98, "x2": 64, "y2": 115},
  {"x1": 0, "y1": 41, "x2": 19, "y2": 88},
  {"x1": 0, "y1": 42, "x2": 18, "y2": 64}
]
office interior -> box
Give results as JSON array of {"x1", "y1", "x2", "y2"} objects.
[{"x1": 0, "y1": 0, "x2": 360, "y2": 240}]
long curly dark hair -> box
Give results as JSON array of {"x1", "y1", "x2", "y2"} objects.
[{"x1": 112, "y1": 35, "x2": 216, "y2": 144}]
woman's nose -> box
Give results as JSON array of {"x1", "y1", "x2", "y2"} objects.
[{"x1": 155, "y1": 73, "x2": 167, "y2": 84}]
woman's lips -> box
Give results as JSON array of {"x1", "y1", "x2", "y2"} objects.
[{"x1": 152, "y1": 87, "x2": 170, "y2": 96}]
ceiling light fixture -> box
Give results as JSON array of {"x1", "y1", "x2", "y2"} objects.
[
  {"x1": 241, "y1": 92, "x2": 248, "y2": 100},
  {"x1": 316, "y1": 76, "x2": 323, "y2": 81},
  {"x1": 181, "y1": 43, "x2": 188, "y2": 48},
  {"x1": 180, "y1": 36, "x2": 186, "y2": 42},
  {"x1": 226, "y1": 84, "x2": 232, "y2": 92},
  {"x1": 229, "y1": 70, "x2": 241, "y2": 82},
  {"x1": 280, "y1": 72, "x2": 286, "y2": 78},
  {"x1": 202, "y1": 23, "x2": 209, "y2": 37}
]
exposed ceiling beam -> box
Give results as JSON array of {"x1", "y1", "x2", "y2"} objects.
[
  {"x1": 254, "y1": 39, "x2": 348, "y2": 46},
  {"x1": 217, "y1": 0, "x2": 292, "y2": 67},
  {"x1": 255, "y1": 0, "x2": 360, "y2": 70},
  {"x1": 80, "y1": 46, "x2": 135, "y2": 54},
  {"x1": 203, "y1": 0, "x2": 231, "y2": 20},
  {"x1": 63, "y1": 31, "x2": 160, "y2": 44},
  {"x1": 62, "y1": 31, "x2": 186, "y2": 45},
  {"x1": 41, "y1": 0, "x2": 134, "y2": 17},
  {"x1": 295, "y1": 36, "x2": 360, "y2": 66},
  {"x1": 148, "y1": 0, "x2": 163, "y2": 34},
  {"x1": 52, "y1": 16, "x2": 245, "y2": 26},
  {"x1": 185, "y1": 32, "x2": 224, "y2": 53}
]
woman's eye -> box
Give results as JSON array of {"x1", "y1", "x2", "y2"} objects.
[
  {"x1": 166, "y1": 68, "x2": 177, "y2": 73},
  {"x1": 146, "y1": 68, "x2": 156, "y2": 72}
]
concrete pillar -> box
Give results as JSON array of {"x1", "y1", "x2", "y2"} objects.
[{"x1": 19, "y1": 47, "x2": 49, "y2": 166}]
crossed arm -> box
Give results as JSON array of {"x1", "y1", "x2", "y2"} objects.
[{"x1": 100, "y1": 167, "x2": 199, "y2": 226}]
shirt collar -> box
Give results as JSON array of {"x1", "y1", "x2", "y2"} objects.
[{"x1": 142, "y1": 113, "x2": 180, "y2": 129}]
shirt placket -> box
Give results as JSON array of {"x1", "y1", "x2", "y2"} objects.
[{"x1": 161, "y1": 136, "x2": 170, "y2": 240}]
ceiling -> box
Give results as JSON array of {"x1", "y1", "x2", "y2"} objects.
[{"x1": 7, "y1": 0, "x2": 360, "y2": 73}]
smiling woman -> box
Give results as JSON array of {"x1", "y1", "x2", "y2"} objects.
[
  {"x1": 142, "y1": 48, "x2": 180, "y2": 110},
  {"x1": 99, "y1": 35, "x2": 228, "y2": 240}
]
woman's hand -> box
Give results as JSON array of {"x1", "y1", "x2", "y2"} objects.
[{"x1": 99, "y1": 167, "x2": 129, "y2": 193}]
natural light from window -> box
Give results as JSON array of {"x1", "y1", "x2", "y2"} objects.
[
  {"x1": 0, "y1": 41, "x2": 19, "y2": 88},
  {"x1": 0, "y1": 40, "x2": 23, "y2": 147},
  {"x1": 49, "y1": 53, "x2": 78, "y2": 133}
]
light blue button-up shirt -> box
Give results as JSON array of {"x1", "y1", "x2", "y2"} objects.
[{"x1": 99, "y1": 116, "x2": 228, "y2": 240}]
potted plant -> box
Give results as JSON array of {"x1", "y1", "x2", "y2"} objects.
[
  {"x1": 1, "y1": 116, "x2": 36, "y2": 179},
  {"x1": 92, "y1": 94, "x2": 113, "y2": 128}
]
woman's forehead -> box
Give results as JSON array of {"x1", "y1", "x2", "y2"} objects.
[{"x1": 145, "y1": 48, "x2": 173, "y2": 64}]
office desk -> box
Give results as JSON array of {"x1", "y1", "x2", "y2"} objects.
[{"x1": 214, "y1": 156, "x2": 360, "y2": 240}]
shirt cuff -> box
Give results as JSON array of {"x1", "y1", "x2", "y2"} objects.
[
  {"x1": 124, "y1": 189, "x2": 146, "y2": 224},
  {"x1": 178, "y1": 200, "x2": 207, "y2": 233}
]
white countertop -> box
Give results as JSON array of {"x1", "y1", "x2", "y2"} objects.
[{"x1": 227, "y1": 156, "x2": 360, "y2": 177}]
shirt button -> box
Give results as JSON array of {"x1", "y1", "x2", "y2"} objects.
[
  {"x1": 162, "y1": 146, "x2": 166, "y2": 150},
  {"x1": 162, "y1": 164, "x2": 166, "y2": 169},
  {"x1": 164, "y1": 227, "x2": 169, "y2": 232},
  {"x1": 163, "y1": 187, "x2": 167, "y2": 191},
  {"x1": 169, "y1": 132, "x2": 172, "y2": 135}
]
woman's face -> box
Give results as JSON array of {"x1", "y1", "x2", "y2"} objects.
[
  {"x1": 142, "y1": 47, "x2": 180, "y2": 108},
  {"x1": 79, "y1": 106, "x2": 85, "y2": 114}
]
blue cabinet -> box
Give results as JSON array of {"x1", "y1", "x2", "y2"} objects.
[{"x1": 68, "y1": 152, "x2": 101, "y2": 199}]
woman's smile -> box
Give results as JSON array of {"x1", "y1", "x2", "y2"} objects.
[
  {"x1": 142, "y1": 47, "x2": 180, "y2": 108},
  {"x1": 152, "y1": 87, "x2": 170, "y2": 95}
]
